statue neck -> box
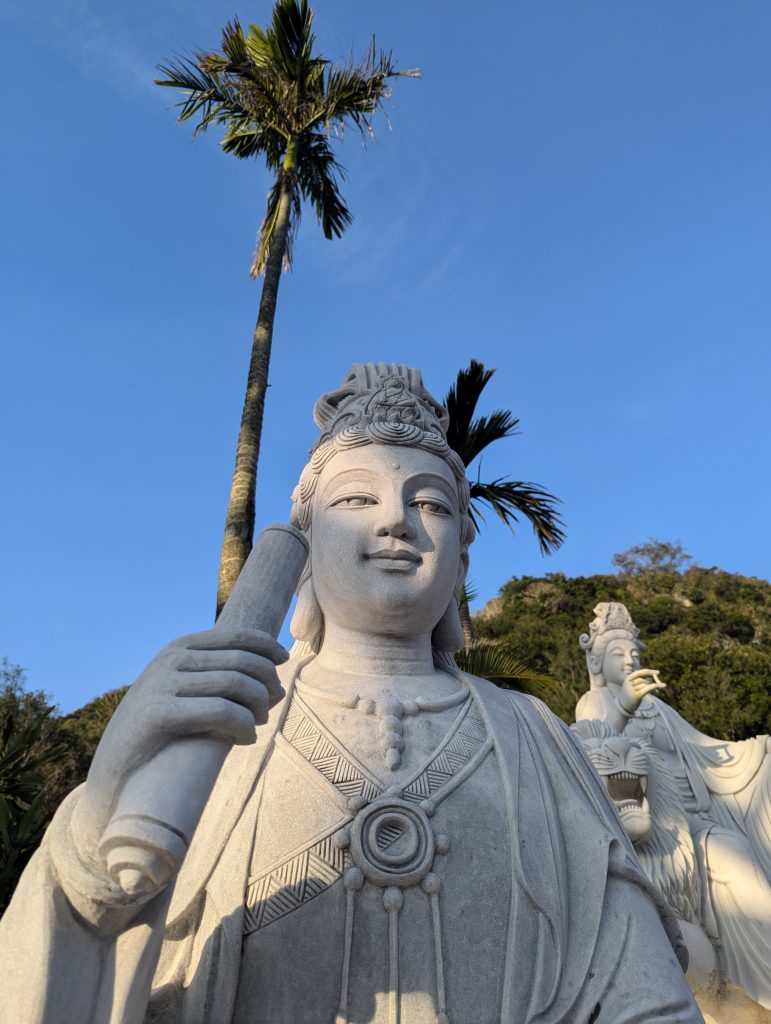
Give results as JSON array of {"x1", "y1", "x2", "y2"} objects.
[{"x1": 309, "y1": 621, "x2": 438, "y2": 693}]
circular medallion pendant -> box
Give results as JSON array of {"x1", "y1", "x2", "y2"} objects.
[{"x1": 350, "y1": 798, "x2": 435, "y2": 888}]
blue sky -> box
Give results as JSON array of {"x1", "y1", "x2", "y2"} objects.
[{"x1": 2, "y1": 0, "x2": 770, "y2": 712}]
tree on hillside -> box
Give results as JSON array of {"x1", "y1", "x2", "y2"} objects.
[
  {"x1": 444, "y1": 360, "x2": 566, "y2": 648},
  {"x1": 0, "y1": 662, "x2": 60, "y2": 912},
  {"x1": 612, "y1": 539, "x2": 694, "y2": 576},
  {"x1": 157, "y1": 0, "x2": 419, "y2": 616}
]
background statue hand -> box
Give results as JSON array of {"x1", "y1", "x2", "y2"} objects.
[{"x1": 619, "y1": 668, "x2": 666, "y2": 716}]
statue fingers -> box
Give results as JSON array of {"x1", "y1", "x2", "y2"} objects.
[
  {"x1": 638, "y1": 681, "x2": 666, "y2": 697},
  {"x1": 174, "y1": 671, "x2": 273, "y2": 724},
  {"x1": 627, "y1": 669, "x2": 655, "y2": 685},
  {"x1": 175, "y1": 650, "x2": 285, "y2": 705},
  {"x1": 165, "y1": 693, "x2": 264, "y2": 744},
  {"x1": 178, "y1": 628, "x2": 290, "y2": 666}
]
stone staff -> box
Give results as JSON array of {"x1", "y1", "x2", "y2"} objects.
[{"x1": 97, "y1": 523, "x2": 308, "y2": 896}]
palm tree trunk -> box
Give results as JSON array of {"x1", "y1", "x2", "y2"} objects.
[
  {"x1": 459, "y1": 596, "x2": 475, "y2": 652},
  {"x1": 216, "y1": 164, "x2": 296, "y2": 618}
]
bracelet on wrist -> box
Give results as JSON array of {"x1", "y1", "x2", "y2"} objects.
[{"x1": 616, "y1": 697, "x2": 636, "y2": 719}]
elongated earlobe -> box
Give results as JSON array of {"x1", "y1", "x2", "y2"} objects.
[
  {"x1": 431, "y1": 598, "x2": 464, "y2": 653},
  {"x1": 290, "y1": 578, "x2": 324, "y2": 650}
]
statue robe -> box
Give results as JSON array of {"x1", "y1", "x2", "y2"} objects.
[{"x1": 0, "y1": 672, "x2": 702, "y2": 1024}]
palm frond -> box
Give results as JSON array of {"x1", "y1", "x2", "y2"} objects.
[
  {"x1": 469, "y1": 478, "x2": 566, "y2": 554},
  {"x1": 220, "y1": 116, "x2": 285, "y2": 163},
  {"x1": 297, "y1": 132, "x2": 352, "y2": 238},
  {"x1": 445, "y1": 360, "x2": 503, "y2": 459},
  {"x1": 156, "y1": 56, "x2": 253, "y2": 137},
  {"x1": 221, "y1": 19, "x2": 249, "y2": 65},
  {"x1": 456, "y1": 409, "x2": 520, "y2": 467},
  {"x1": 245, "y1": 0, "x2": 322, "y2": 83},
  {"x1": 455, "y1": 639, "x2": 561, "y2": 700},
  {"x1": 315, "y1": 39, "x2": 420, "y2": 139},
  {"x1": 244, "y1": 22, "x2": 273, "y2": 69},
  {"x1": 250, "y1": 177, "x2": 302, "y2": 277}
]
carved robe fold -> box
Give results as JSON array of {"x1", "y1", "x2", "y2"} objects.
[{"x1": 0, "y1": 671, "x2": 702, "y2": 1024}]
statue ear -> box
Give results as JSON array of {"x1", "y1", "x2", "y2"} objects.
[
  {"x1": 290, "y1": 578, "x2": 323, "y2": 649},
  {"x1": 586, "y1": 651, "x2": 606, "y2": 688}
]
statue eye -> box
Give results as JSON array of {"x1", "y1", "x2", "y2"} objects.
[
  {"x1": 411, "y1": 499, "x2": 450, "y2": 515},
  {"x1": 330, "y1": 494, "x2": 377, "y2": 508}
]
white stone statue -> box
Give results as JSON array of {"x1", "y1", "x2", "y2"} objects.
[
  {"x1": 571, "y1": 722, "x2": 771, "y2": 1024},
  {"x1": 0, "y1": 366, "x2": 703, "y2": 1024},
  {"x1": 575, "y1": 602, "x2": 771, "y2": 1013}
]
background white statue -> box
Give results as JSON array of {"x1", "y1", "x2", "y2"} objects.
[
  {"x1": 572, "y1": 721, "x2": 771, "y2": 1024},
  {"x1": 576, "y1": 602, "x2": 771, "y2": 1013},
  {"x1": 0, "y1": 368, "x2": 702, "y2": 1024}
]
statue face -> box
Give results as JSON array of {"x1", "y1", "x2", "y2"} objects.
[
  {"x1": 310, "y1": 444, "x2": 462, "y2": 638},
  {"x1": 601, "y1": 638, "x2": 641, "y2": 686}
]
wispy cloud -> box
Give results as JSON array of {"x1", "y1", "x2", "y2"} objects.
[
  {"x1": 0, "y1": 0, "x2": 156, "y2": 100},
  {"x1": 620, "y1": 399, "x2": 675, "y2": 437},
  {"x1": 314, "y1": 159, "x2": 466, "y2": 291}
]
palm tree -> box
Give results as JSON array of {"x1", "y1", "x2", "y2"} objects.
[
  {"x1": 157, "y1": 1, "x2": 419, "y2": 615},
  {"x1": 444, "y1": 360, "x2": 566, "y2": 648},
  {"x1": 454, "y1": 639, "x2": 561, "y2": 702}
]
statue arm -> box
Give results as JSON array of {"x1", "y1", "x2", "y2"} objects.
[{"x1": 0, "y1": 789, "x2": 172, "y2": 1024}]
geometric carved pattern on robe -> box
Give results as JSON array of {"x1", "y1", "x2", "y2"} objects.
[
  {"x1": 244, "y1": 698, "x2": 489, "y2": 935},
  {"x1": 402, "y1": 702, "x2": 487, "y2": 804},
  {"x1": 244, "y1": 827, "x2": 352, "y2": 934},
  {"x1": 282, "y1": 700, "x2": 383, "y2": 803}
]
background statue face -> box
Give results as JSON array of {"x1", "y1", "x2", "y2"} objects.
[
  {"x1": 601, "y1": 638, "x2": 641, "y2": 686},
  {"x1": 310, "y1": 444, "x2": 463, "y2": 639}
]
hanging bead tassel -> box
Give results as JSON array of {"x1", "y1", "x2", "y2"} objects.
[
  {"x1": 335, "y1": 867, "x2": 364, "y2": 1024},
  {"x1": 383, "y1": 886, "x2": 404, "y2": 1024},
  {"x1": 423, "y1": 872, "x2": 450, "y2": 1024}
]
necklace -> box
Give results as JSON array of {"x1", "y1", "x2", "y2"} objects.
[{"x1": 295, "y1": 676, "x2": 470, "y2": 770}]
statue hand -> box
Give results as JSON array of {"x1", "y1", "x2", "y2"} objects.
[
  {"x1": 71, "y1": 627, "x2": 289, "y2": 869},
  {"x1": 619, "y1": 668, "x2": 666, "y2": 716}
]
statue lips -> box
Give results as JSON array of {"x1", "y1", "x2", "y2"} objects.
[{"x1": 365, "y1": 547, "x2": 422, "y2": 570}]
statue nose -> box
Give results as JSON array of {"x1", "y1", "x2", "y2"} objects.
[{"x1": 375, "y1": 504, "x2": 415, "y2": 540}]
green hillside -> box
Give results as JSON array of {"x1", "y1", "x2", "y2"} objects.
[{"x1": 474, "y1": 565, "x2": 771, "y2": 740}]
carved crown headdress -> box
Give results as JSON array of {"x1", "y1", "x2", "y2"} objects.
[
  {"x1": 310, "y1": 362, "x2": 450, "y2": 452},
  {"x1": 579, "y1": 602, "x2": 643, "y2": 655}
]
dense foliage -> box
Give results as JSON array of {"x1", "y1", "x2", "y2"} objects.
[
  {"x1": 475, "y1": 563, "x2": 771, "y2": 738},
  {"x1": 0, "y1": 664, "x2": 127, "y2": 910}
]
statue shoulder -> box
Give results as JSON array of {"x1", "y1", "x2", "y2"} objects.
[
  {"x1": 576, "y1": 687, "x2": 614, "y2": 721},
  {"x1": 460, "y1": 672, "x2": 561, "y2": 725}
]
